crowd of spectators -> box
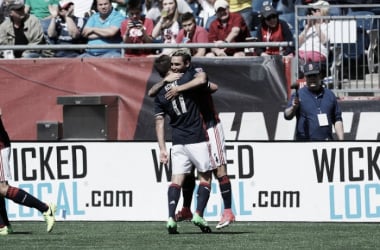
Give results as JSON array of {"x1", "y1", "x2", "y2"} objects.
[{"x1": 0, "y1": 0, "x2": 377, "y2": 59}]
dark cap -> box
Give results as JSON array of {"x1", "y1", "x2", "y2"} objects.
[
  {"x1": 260, "y1": 4, "x2": 277, "y2": 18},
  {"x1": 7, "y1": 0, "x2": 24, "y2": 11},
  {"x1": 303, "y1": 62, "x2": 321, "y2": 76}
]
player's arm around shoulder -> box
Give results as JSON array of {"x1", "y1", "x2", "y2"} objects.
[{"x1": 177, "y1": 71, "x2": 208, "y2": 92}]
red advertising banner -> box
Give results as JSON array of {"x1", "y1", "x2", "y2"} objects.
[{"x1": 0, "y1": 57, "x2": 379, "y2": 141}]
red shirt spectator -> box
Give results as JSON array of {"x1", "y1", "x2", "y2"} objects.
[
  {"x1": 207, "y1": 0, "x2": 250, "y2": 56},
  {"x1": 121, "y1": 2, "x2": 154, "y2": 57},
  {"x1": 176, "y1": 12, "x2": 209, "y2": 56}
]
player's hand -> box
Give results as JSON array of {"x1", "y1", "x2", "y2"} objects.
[
  {"x1": 164, "y1": 72, "x2": 182, "y2": 82},
  {"x1": 160, "y1": 150, "x2": 169, "y2": 164},
  {"x1": 165, "y1": 86, "x2": 179, "y2": 100}
]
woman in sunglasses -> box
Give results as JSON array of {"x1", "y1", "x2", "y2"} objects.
[{"x1": 255, "y1": 3, "x2": 295, "y2": 57}]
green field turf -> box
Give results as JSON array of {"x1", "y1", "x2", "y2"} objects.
[{"x1": 1, "y1": 221, "x2": 379, "y2": 249}]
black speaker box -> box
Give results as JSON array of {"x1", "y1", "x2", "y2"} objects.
[
  {"x1": 57, "y1": 95, "x2": 119, "y2": 140},
  {"x1": 37, "y1": 121, "x2": 62, "y2": 141}
]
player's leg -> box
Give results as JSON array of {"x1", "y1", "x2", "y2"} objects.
[
  {"x1": 0, "y1": 147, "x2": 56, "y2": 233},
  {"x1": 187, "y1": 142, "x2": 213, "y2": 233},
  {"x1": 0, "y1": 140, "x2": 12, "y2": 235},
  {"x1": 207, "y1": 123, "x2": 235, "y2": 228},
  {"x1": 166, "y1": 145, "x2": 191, "y2": 234},
  {"x1": 192, "y1": 171, "x2": 212, "y2": 233},
  {"x1": 0, "y1": 194, "x2": 12, "y2": 235},
  {"x1": 175, "y1": 169, "x2": 195, "y2": 221},
  {"x1": 0, "y1": 191, "x2": 9, "y2": 235},
  {"x1": 167, "y1": 180, "x2": 181, "y2": 234},
  {"x1": 214, "y1": 165, "x2": 235, "y2": 229}
]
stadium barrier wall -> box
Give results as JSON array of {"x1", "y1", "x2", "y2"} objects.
[
  {"x1": 7, "y1": 141, "x2": 380, "y2": 222},
  {"x1": 0, "y1": 57, "x2": 379, "y2": 141}
]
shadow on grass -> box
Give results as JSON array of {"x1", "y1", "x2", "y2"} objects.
[
  {"x1": 186, "y1": 231, "x2": 249, "y2": 235},
  {"x1": 11, "y1": 231, "x2": 33, "y2": 235}
]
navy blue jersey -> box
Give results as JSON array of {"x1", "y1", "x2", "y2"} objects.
[
  {"x1": 287, "y1": 87, "x2": 342, "y2": 141},
  {"x1": 154, "y1": 66, "x2": 207, "y2": 145}
]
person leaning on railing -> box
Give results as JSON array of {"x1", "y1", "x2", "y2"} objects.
[
  {"x1": 255, "y1": 3, "x2": 294, "y2": 57},
  {"x1": 0, "y1": 0, "x2": 47, "y2": 59},
  {"x1": 79, "y1": 0, "x2": 124, "y2": 58},
  {"x1": 175, "y1": 12, "x2": 209, "y2": 57},
  {"x1": 206, "y1": 0, "x2": 251, "y2": 57}
]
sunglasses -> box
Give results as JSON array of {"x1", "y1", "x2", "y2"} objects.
[{"x1": 311, "y1": 8, "x2": 321, "y2": 13}]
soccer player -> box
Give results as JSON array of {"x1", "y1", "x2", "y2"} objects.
[
  {"x1": 0, "y1": 111, "x2": 56, "y2": 235},
  {"x1": 149, "y1": 52, "x2": 236, "y2": 229},
  {"x1": 154, "y1": 50, "x2": 214, "y2": 234}
]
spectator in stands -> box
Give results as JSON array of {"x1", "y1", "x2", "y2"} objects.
[
  {"x1": 112, "y1": 0, "x2": 128, "y2": 16},
  {"x1": 80, "y1": 0, "x2": 124, "y2": 58},
  {"x1": 25, "y1": 0, "x2": 59, "y2": 19},
  {"x1": 120, "y1": 0, "x2": 154, "y2": 57},
  {"x1": 146, "y1": 0, "x2": 193, "y2": 24},
  {"x1": 0, "y1": 0, "x2": 10, "y2": 24},
  {"x1": 197, "y1": 0, "x2": 215, "y2": 30},
  {"x1": 71, "y1": 0, "x2": 93, "y2": 18},
  {"x1": 0, "y1": 0, "x2": 46, "y2": 58},
  {"x1": 152, "y1": 0, "x2": 180, "y2": 55},
  {"x1": 228, "y1": 0, "x2": 253, "y2": 32},
  {"x1": 25, "y1": 0, "x2": 60, "y2": 44},
  {"x1": 255, "y1": 3, "x2": 294, "y2": 57},
  {"x1": 284, "y1": 62, "x2": 344, "y2": 141},
  {"x1": 206, "y1": 0, "x2": 250, "y2": 57},
  {"x1": 298, "y1": 0, "x2": 329, "y2": 63},
  {"x1": 176, "y1": 12, "x2": 208, "y2": 56},
  {"x1": 47, "y1": 1, "x2": 86, "y2": 57},
  {"x1": 275, "y1": 0, "x2": 303, "y2": 34}
]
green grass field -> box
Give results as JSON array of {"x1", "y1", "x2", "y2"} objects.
[{"x1": 1, "y1": 221, "x2": 380, "y2": 249}]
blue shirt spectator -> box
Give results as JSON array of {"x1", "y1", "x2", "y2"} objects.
[{"x1": 80, "y1": 0, "x2": 124, "y2": 57}]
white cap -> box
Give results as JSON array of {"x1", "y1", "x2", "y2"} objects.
[
  {"x1": 214, "y1": 0, "x2": 229, "y2": 11},
  {"x1": 309, "y1": 0, "x2": 329, "y2": 7}
]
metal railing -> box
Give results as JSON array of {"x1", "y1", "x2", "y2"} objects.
[
  {"x1": 295, "y1": 4, "x2": 380, "y2": 96},
  {"x1": 0, "y1": 41, "x2": 292, "y2": 54}
]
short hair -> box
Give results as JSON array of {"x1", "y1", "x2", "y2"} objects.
[
  {"x1": 171, "y1": 49, "x2": 192, "y2": 63},
  {"x1": 180, "y1": 12, "x2": 195, "y2": 24},
  {"x1": 154, "y1": 54, "x2": 171, "y2": 77}
]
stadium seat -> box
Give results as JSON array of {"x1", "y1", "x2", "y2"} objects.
[{"x1": 338, "y1": 11, "x2": 375, "y2": 79}]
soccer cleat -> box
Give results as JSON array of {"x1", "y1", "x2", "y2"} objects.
[
  {"x1": 216, "y1": 208, "x2": 235, "y2": 229},
  {"x1": 191, "y1": 213, "x2": 212, "y2": 233},
  {"x1": 175, "y1": 207, "x2": 193, "y2": 222},
  {"x1": 0, "y1": 226, "x2": 9, "y2": 236},
  {"x1": 43, "y1": 203, "x2": 57, "y2": 232},
  {"x1": 167, "y1": 217, "x2": 179, "y2": 234}
]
